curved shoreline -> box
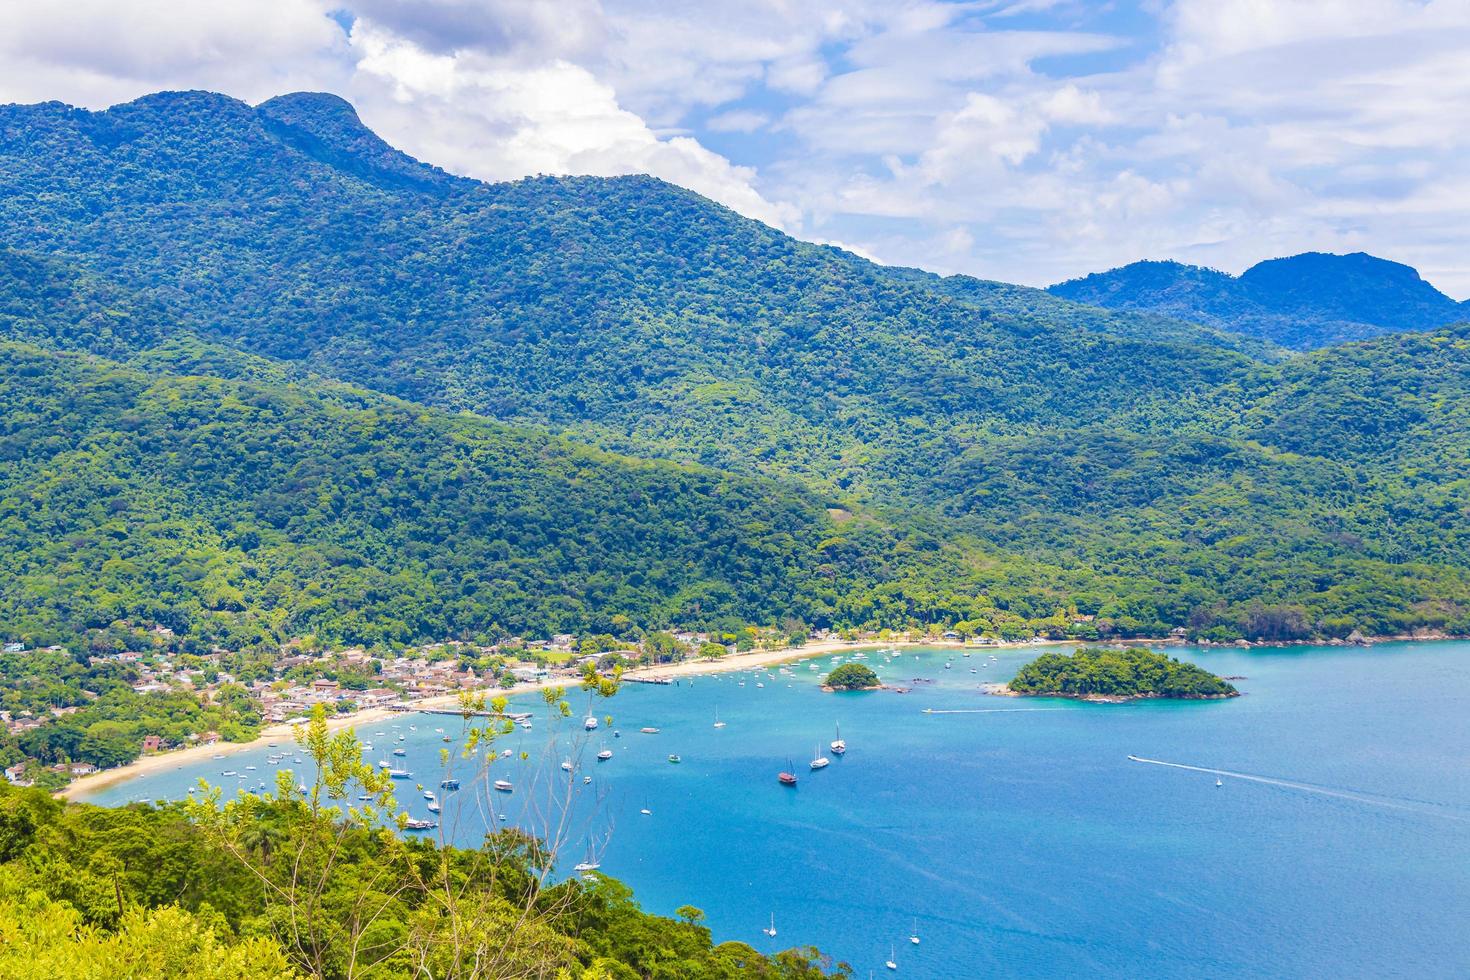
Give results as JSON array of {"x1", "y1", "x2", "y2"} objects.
[
  {"x1": 60, "y1": 636, "x2": 953, "y2": 800},
  {"x1": 57, "y1": 631, "x2": 1455, "y2": 800}
]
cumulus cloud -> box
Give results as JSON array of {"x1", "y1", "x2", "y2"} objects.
[{"x1": 345, "y1": 20, "x2": 798, "y2": 230}]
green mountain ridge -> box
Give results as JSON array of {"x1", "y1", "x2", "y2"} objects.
[
  {"x1": 2, "y1": 90, "x2": 1470, "y2": 646},
  {"x1": 1048, "y1": 253, "x2": 1470, "y2": 349}
]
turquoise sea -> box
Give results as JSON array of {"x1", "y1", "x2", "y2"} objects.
[{"x1": 78, "y1": 642, "x2": 1470, "y2": 978}]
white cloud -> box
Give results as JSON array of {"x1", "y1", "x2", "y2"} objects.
[
  {"x1": 346, "y1": 20, "x2": 799, "y2": 230},
  {"x1": 706, "y1": 109, "x2": 771, "y2": 133},
  {"x1": 0, "y1": 0, "x2": 347, "y2": 107}
]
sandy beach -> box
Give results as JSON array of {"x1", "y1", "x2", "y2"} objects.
[{"x1": 58, "y1": 635, "x2": 1006, "y2": 800}]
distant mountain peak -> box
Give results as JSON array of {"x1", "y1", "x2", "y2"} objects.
[{"x1": 1048, "y1": 250, "x2": 1467, "y2": 349}]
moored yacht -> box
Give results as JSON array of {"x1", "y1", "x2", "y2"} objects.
[
  {"x1": 810, "y1": 745, "x2": 829, "y2": 770},
  {"x1": 830, "y1": 722, "x2": 846, "y2": 755}
]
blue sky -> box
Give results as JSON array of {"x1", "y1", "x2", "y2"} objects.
[{"x1": 4, "y1": 1, "x2": 1470, "y2": 295}]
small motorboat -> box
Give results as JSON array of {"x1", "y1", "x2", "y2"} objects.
[
  {"x1": 440, "y1": 778, "x2": 460, "y2": 791},
  {"x1": 574, "y1": 861, "x2": 601, "y2": 872},
  {"x1": 668, "y1": 754, "x2": 682, "y2": 764},
  {"x1": 640, "y1": 727, "x2": 659, "y2": 734},
  {"x1": 561, "y1": 759, "x2": 574, "y2": 772}
]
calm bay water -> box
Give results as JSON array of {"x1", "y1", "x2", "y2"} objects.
[{"x1": 80, "y1": 642, "x2": 1470, "y2": 978}]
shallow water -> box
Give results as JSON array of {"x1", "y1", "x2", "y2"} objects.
[{"x1": 80, "y1": 642, "x2": 1470, "y2": 978}]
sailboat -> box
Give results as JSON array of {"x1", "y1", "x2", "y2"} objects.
[
  {"x1": 713, "y1": 707, "x2": 726, "y2": 729},
  {"x1": 910, "y1": 918, "x2": 920, "y2": 944},
  {"x1": 778, "y1": 761, "x2": 798, "y2": 786},
  {"x1": 885, "y1": 944, "x2": 897, "y2": 970},
  {"x1": 830, "y1": 722, "x2": 846, "y2": 755},
  {"x1": 583, "y1": 711, "x2": 599, "y2": 731},
  {"x1": 597, "y1": 742, "x2": 613, "y2": 761},
  {"x1": 763, "y1": 913, "x2": 777, "y2": 938},
  {"x1": 1216, "y1": 778, "x2": 1224, "y2": 787},
  {"x1": 810, "y1": 744, "x2": 830, "y2": 770}
]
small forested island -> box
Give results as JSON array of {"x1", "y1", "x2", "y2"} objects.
[
  {"x1": 824, "y1": 663, "x2": 881, "y2": 691},
  {"x1": 1002, "y1": 647, "x2": 1239, "y2": 701}
]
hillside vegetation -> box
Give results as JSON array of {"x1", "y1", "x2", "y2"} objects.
[{"x1": 1, "y1": 90, "x2": 1470, "y2": 646}]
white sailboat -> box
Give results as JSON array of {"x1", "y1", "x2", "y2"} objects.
[
  {"x1": 713, "y1": 707, "x2": 726, "y2": 729},
  {"x1": 583, "y1": 712, "x2": 599, "y2": 731},
  {"x1": 910, "y1": 918, "x2": 920, "y2": 944},
  {"x1": 810, "y1": 744, "x2": 830, "y2": 770},
  {"x1": 885, "y1": 944, "x2": 897, "y2": 970},
  {"x1": 830, "y1": 722, "x2": 846, "y2": 755},
  {"x1": 763, "y1": 913, "x2": 777, "y2": 938}
]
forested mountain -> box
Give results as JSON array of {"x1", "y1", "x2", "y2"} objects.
[
  {"x1": 1048, "y1": 252, "x2": 1469, "y2": 349},
  {"x1": 0, "y1": 90, "x2": 1264, "y2": 500},
  {"x1": 3, "y1": 89, "x2": 1470, "y2": 647}
]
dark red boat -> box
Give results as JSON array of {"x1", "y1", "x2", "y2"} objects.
[{"x1": 778, "y1": 762, "x2": 797, "y2": 786}]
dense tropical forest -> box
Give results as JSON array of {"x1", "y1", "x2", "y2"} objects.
[
  {"x1": 1, "y1": 89, "x2": 1469, "y2": 654},
  {"x1": 1006, "y1": 647, "x2": 1239, "y2": 699}
]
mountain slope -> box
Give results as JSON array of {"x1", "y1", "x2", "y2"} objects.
[
  {"x1": 1049, "y1": 253, "x2": 1468, "y2": 349},
  {"x1": 0, "y1": 90, "x2": 1265, "y2": 501},
  {"x1": 0, "y1": 338, "x2": 860, "y2": 646},
  {"x1": 3, "y1": 90, "x2": 1470, "y2": 644}
]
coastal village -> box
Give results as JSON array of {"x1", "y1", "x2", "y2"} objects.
[
  {"x1": 0, "y1": 624, "x2": 854, "y2": 789},
  {"x1": 3, "y1": 610, "x2": 1309, "y2": 791}
]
